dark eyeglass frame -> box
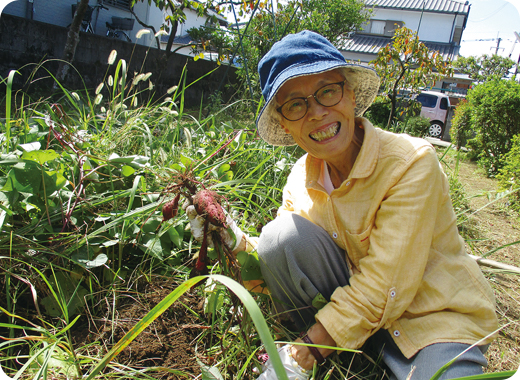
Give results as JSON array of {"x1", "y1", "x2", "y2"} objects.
[{"x1": 276, "y1": 80, "x2": 347, "y2": 121}]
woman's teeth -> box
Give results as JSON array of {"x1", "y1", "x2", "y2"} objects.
[{"x1": 310, "y1": 124, "x2": 340, "y2": 142}]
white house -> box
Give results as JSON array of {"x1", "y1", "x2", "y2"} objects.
[
  {"x1": 338, "y1": 0, "x2": 470, "y2": 62},
  {"x1": 336, "y1": 0, "x2": 472, "y2": 96},
  {"x1": 2, "y1": 0, "x2": 227, "y2": 51}
]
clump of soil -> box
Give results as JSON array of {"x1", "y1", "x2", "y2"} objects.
[{"x1": 77, "y1": 280, "x2": 210, "y2": 379}]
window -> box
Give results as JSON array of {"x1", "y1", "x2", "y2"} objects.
[
  {"x1": 360, "y1": 20, "x2": 404, "y2": 37},
  {"x1": 416, "y1": 94, "x2": 438, "y2": 108},
  {"x1": 104, "y1": 0, "x2": 132, "y2": 9},
  {"x1": 440, "y1": 98, "x2": 448, "y2": 110}
]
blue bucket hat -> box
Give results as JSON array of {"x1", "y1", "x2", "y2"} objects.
[{"x1": 256, "y1": 30, "x2": 380, "y2": 146}]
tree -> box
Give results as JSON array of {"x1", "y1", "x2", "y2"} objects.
[
  {"x1": 132, "y1": 0, "x2": 217, "y2": 56},
  {"x1": 464, "y1": 78, "x2": 520, "y2": 175},
  {"x1": 229, "y1": 0, "x2": 371, "y2": 99},
  {"x1": 370, "y1": 26, "x2": 453, "y2": 129},
  {"x1": 454, "y1": 54, "x2": 516, "y2": 83},
  {"x1": 56, "y1": 0, "x2": 90, "y2": 84}
]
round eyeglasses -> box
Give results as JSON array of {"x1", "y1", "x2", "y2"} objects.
[{"x1": 277, "y1": 80, "x2": 347, "y2": 121}]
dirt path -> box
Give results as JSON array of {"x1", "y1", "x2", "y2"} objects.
[{"x1": 453, "y1": 156, "x2": 520, "y2": 373}]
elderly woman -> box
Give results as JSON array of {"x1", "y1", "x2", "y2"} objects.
[{"x1": 187, "y1": 30, "x2": 498, "y2": 380}]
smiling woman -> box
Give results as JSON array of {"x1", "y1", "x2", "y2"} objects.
[
  {"x1": 181, "y1": 30, "x2": 500, "y2": 380},
  {"x1": 250, "y1": 30, "x2": 498, "y2": 380}
]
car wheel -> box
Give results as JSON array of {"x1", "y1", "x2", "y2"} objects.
[{"x1": 429, "y1": 122, "x2": 444, "y2": 138}]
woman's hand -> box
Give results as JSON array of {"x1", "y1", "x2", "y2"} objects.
[
  {"x1": 184, "y1": 202, "x2": 246, "y2": 254},
  {"x1": 291, "y1": 322, "x2": 337, "y2": 370}
]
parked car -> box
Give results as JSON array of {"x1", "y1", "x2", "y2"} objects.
[{"x1": 415, "y1": 91, "x2": 450, "y2": 138}]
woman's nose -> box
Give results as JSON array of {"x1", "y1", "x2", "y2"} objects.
[{"x1": 307, "y1": 97, "x2": 328, "y2": 120}]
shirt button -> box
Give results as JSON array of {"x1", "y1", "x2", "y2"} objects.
[
  {"x1": 345, "y1": 181, "x2": 350, "y2": 186},
  {"x1": 393, "y1": 330, "x2": 400, "y2": 337},
  {"x1": 332, "y1": 232, "x2": 338, "y2": 239},
  {"x1": 390, "y1": 290, "x2": 396, "y2": 298}
]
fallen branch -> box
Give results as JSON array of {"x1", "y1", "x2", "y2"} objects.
[{"x1": 469, "y1": 254, "x2": 520, "y2": 275}]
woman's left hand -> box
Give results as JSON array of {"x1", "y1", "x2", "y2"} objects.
[{"x1": 291, "y1": 322, "x2": 337, "y2": 370}]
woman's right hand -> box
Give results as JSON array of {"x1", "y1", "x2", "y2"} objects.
[{"x1": 184, "y1": 203, "x2": 245, "y2": 253}]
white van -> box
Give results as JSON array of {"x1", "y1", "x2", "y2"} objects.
[{"x1": 415, "y1": 91, "x2": 450, "y2": 138}]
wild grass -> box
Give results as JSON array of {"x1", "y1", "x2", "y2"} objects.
[{"x1": 1, "y1": 56, "x2": 519, "y2": 380}]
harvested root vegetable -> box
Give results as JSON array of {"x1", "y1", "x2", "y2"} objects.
[
  {"x1": 194, "y1": 219, "x2": 210, "y2": 274},
  {"x1": 193, "y1": 190, "x2": 227, "y2": 227},
  {"x1": 162, "y1": 194, "x2": 181, "y2": 221}
]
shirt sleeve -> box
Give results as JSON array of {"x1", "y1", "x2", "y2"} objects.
[{"x1": 316, "y1": 146, "x2": 448, "y2": 349}]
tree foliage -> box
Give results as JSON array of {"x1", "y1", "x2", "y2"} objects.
[
  {"x1": 496, "y1": 134, "x2": 520, "y2": 211},
  {"x1": 229, "y1": 0, "x2": 370, "y2": 99},
  {"x1": 454, "y1": 54, "x2": 516, "y2": 83},
  {"x1": 370, "y1": 26, "x2": 453, "y2": 129},
  {"x1": 131, "y1": 0, "x2": 223, "y2": 56},
  {"x1": 465, "y1": 79, "x2": 520, "y2": 175}
]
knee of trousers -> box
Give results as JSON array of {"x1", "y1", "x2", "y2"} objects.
[{"x1": 257, "y1": 213, "x2": 337, "y2": 267}]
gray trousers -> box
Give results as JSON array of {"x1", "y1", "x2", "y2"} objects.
[{"x1": 257, "y1": 213, "x2": 488, "y2": 380}]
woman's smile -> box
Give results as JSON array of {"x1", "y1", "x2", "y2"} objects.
[{"x1": 309, "y1": 122, "x2": 341, "y2": 142}]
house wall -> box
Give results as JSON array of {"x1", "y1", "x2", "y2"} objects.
[
  {"x1": 370, "y1": 8, "x2": 455, "y2": 43},
  {"x1": 3, "y1": 0, "x2": 223, "y2": 49},
  {"x1": 0, "y1": 13, "x2": 237, "y2": 107},
  {"x1": 3, "y1": 0, "x2": 155, "y2": 45}
]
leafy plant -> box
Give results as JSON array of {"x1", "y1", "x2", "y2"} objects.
[
  {"x1": 449, "y1": 99, "x2": 474, "y2": 150},
  {"x1": 464, "y1": 78, "x2": 520, "y2": 175},
  {"x1": 496, "y1": 134, "x2": 520, "y2": 212},
  {"x1": 371, "y1": 26, "x2": 453, "y2": 129},
  {"x1": 453, "y1": 54, "x2": 517, "y2": 83},
  {"x1": 401, "y1": 115, "x2": 430, "y2": 138}
]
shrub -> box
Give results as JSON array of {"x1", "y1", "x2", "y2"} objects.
[
  {"x1": 403, "y1": 115, "x2": 430, "y2": 138},
  {"x1": 465, "y1": 79, "x2": 520, "y2": 175},
  {"x1": 496, "y1": 134, "x2": 520, "y2": 211},
  {"x1": 365, "y1": 96, "x2": 391, "y2": 127},
  {"x1": 450, "y1": 99, "x2": 474, "y2": 149}
]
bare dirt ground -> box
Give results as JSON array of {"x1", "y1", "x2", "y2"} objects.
[{"x1": 453, "y1": 155, "x2": 520, "y2": 374}]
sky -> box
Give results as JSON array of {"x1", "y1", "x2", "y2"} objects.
[{"x1": 460, "y1": 0, "x2": 520, "y2": 59}]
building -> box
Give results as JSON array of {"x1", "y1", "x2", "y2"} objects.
[
  {"x1": 338, "y1": 0, "x2": 470, "y2": 63},
  {"x1": 337, "y1": 0, "x2": 472, "y2": 98},
  {"x1": 2, "y1": 0, "x2": 227, "y2": 54}
]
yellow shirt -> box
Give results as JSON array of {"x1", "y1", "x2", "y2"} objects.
[{"x1": 278, "y1": 118, "x2": 498, "y2": 358}]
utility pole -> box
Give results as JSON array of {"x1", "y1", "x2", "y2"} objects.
[
  {"x1": 514, "y1": 32, "x2": 520, "y2": 80},
  {"x1": 493, "y1": 37, "x2": 502, "y2": 55}
]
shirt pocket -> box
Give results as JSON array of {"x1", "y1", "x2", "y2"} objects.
[{"x1": 344, "y1": 221, "x2": 373, "y2": 269}]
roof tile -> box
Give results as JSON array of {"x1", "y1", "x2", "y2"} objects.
[{"x1": 364, "y1": 0, "x2": 470, "y2": 14}]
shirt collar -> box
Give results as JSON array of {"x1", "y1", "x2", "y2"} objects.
[{"x1": 305, "y1": 118, "x2": 379, "y2": 186}]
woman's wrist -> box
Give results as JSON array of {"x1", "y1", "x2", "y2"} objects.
[{"x1": 291, "y1": 322, "x2": 337, "y2": 370}]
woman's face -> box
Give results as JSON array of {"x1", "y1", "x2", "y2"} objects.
[{"x1": 276, "y1": 70, "x2": 356, "y2": 162}]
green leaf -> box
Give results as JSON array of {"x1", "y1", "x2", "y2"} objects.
[
  {"x1": 21, "y1": 149, "x2": 60, "y2": 165},
  {"x1": 40, "y1": 272, "x2": 89, "y2": 317},
  {"x1": 121, "y1": 165, "x2": 136, "y2": 177},
  {"x1": 142, "y1": 216, "x2": 162, "y2": 233},
  {"x1": 166, "y1": 225, "x2": 182, "y2": 248},
  {"x1": 237, "y1": 251, "x2": 263, "y2": 281},
  {"x1": 197, "y1": 358, "x2": 224, "y2": 380},
  {"x1": 32, "y1": 342, "x2": 81, "y2": 378}
]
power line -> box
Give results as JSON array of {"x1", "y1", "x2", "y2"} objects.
[{"x1": 468, "y1": 3, "x2": 509, "y2": 22}]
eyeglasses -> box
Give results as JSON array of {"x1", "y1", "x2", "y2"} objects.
[{"x1": 277, "y1": 80, "x2": 347, "y2": 121}]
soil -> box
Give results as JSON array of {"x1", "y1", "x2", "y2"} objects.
[{"x1": 74, "y1": 279, "x2": 211, "y2": 379}]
